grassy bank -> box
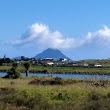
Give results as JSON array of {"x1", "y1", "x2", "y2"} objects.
[
  {"x1": 1, "y1": 65, "x2": 110, "y2": 75},
  {"x1": 0, "y1": 77, "x2": 110, "y2": 109}
]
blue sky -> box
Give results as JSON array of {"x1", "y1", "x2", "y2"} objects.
[{"x1": 0, "y1": 0, "x2": 110, "y2": 60}]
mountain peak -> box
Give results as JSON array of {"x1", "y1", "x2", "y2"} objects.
[{"x1": 34, "y1": 48, "x2": 69, "y2": 59}]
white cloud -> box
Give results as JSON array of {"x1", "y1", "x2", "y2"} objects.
[
  {"x1": 84, "y1": 25, "x2": 110, "y2": 47},
  {"x1": 11, "y1": 23, "x2": 110, "y2": 51},
  {"x1": 2, "y1": 23, "x2": 110, "y2": 59},
  {"x1": 12, "y1": 23, "x2": 80, "y2": 49}
]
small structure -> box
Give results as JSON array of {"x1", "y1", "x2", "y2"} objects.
[
  {"x1": 83, "y1": 63, "x2": 89, "y2": 67},
  {"x1": 47, "y1": 62, "x2": 54, "y2": 66},
  {"x1": 60, "y1": 58, "x2": 68, "y2": 62},
  {"x1": 94, "y1": 64, "x2": 102, "y2": 67}
]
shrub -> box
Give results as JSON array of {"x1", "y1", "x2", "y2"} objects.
[
  {"x1": 3, "y1": 63, "x2": 21, "y2": 79},
  {"x1": 29, "y1": 77, "x2": 64, "y2": 85},
  {"x1": 0, "y1": 87, "x2": 51, "y2": 110},
  {"x1": 7, "y1": 68, "x2": 21, "y2": 79}
]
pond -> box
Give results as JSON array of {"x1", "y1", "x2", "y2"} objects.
[{"x1": 0, "y1": 72, "x2": 110, "y2": 79}]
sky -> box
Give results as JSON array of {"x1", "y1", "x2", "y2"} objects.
[{"x1": 0, "y1": 0, "x2": 110, "y2": 60}]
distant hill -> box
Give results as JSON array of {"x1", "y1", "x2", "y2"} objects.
[
  {"x1": 13, "y1": 56, "x2": 28, "y2": 60},
  {"x1": 34, "y1": 48, "x2": 69, "y2": 59}
]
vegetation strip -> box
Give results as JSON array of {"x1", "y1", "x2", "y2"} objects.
[
  {"x1": 0, "y1": 77, "x2": 110, "y2": 109},
  {"x1": 1, "y1": 65, "x2": 110, "y2": 75}
]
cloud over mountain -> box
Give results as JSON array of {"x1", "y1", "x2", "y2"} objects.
[
  {"x1": 11, "y1": 23, "x2": 82, "y2": 49},
  {"x1": 11, "y1": 23, "x2": 110, "y2": 51},
  {"x1": 2, "y1": 23, "x2": 110, "y2": 59}
]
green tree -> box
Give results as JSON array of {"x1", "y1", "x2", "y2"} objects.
[
  {"x1": 23, "y1": 62, "x2": 31, "y2": 77},
  {"x1": 5, "y1": 63, "x2": 21, "y2": 79},
  {"x1": 12, "y1": 62, "x2": 18, "y2": 69},
  {"x1": 7, "y1": 68, "x2": 21, "y2": 79}
]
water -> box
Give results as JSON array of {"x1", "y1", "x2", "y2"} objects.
[{"x1": 0, "y1": 72, "x2": 110, "y2": 79}]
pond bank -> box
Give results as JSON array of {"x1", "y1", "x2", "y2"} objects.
[
  {"x1": 1, "y1": 72, "x2": 110, "y2": 79},
  {"x1": 0, "y1": 66, "x2": 110, "y2": 75},
  {"x1": 1, "y1": 69, "x2": 110, "y2": 75}
]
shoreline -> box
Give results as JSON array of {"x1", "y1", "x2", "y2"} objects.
[{"x1": 0, "y1": 70, "x2": 110, "y2": 75}]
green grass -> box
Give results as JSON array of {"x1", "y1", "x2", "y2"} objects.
[
  {"x1": 1, "y1": 65, "x2": 110, "y2": 75},
  {"x1": 0, "y1": 66, "x2": 11, "y2": 71},
  {"x1": 0, "y1": 77, "x2": 110, "y2": 109}
]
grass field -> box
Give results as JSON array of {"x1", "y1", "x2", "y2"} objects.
[
  {"x1": 0, "y1": 77, "x2": 110, "y2": 110},
  {"x1": 1, "y1": 65, "x2": 110, "y2": 75}
]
